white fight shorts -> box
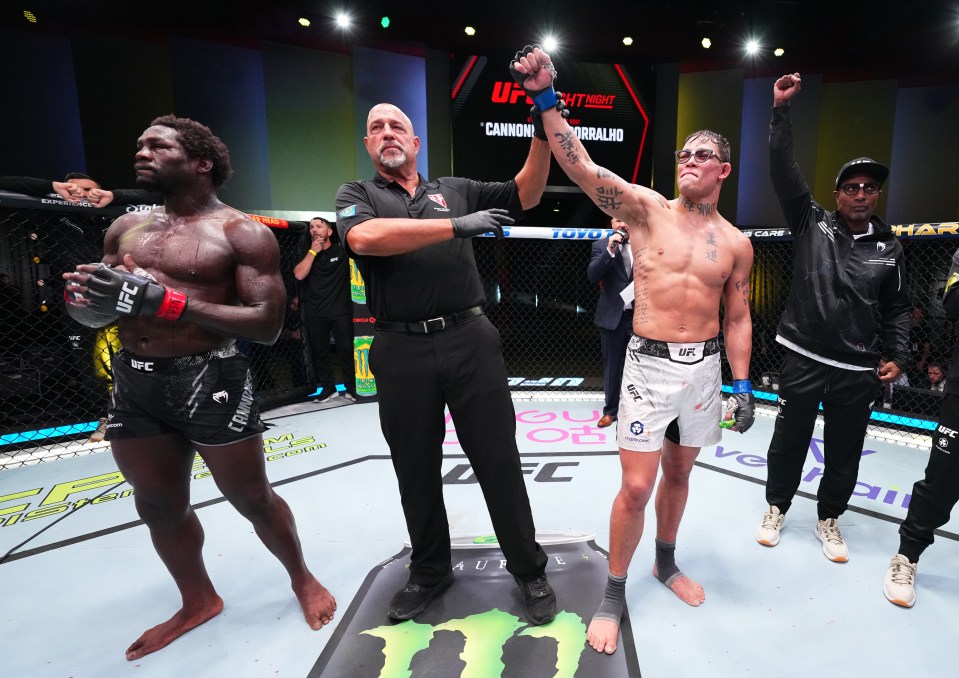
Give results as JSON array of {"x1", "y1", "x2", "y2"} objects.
[{"x1": 617, "y1": 335, "x2": 723, "y2": 452}]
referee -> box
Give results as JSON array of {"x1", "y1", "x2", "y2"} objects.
[{"x1": 335, "y1": 102, "x2": 556, "y2": 625}]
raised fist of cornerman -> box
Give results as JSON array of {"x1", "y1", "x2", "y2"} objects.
[
  {"x1": 85, "y1": 263, "x2": 188, "y2": 320},
  {"x1": 721, "y1": 380, "x2": 755, "y2": 433},
  {"x1": 451, "y1": 208, "x2": 515, "y2": 239}
]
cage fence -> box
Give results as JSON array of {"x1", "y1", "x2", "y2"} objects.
[{"x1": 1, "y1": 197, "x2": 955, "y2": 469}]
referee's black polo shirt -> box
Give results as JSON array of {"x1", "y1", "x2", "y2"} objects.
[{"x1": 335, "y1": 173, "x2": 522, "y2": 322}]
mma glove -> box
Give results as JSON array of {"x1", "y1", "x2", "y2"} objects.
[
  {"x1": 85, "y1": 263, "x2": 188, "y2": 320},
  {"x1": 63, "y1": 287, "x2": 120, "y2": 328},
  {"x1": 726, "y1": 380, "x2": 756, "y2": 433},
  {"x1": 510, "y1": 44, "x2": 561, "y2": 112},
  {"x1": 451, "y1": 209, "x2": 515, "y2": 239}
]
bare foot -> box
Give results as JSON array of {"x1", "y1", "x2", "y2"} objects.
[
  {"x1": 293, "y1": 576, "x2": 337, "y2": 630},
  {"x1": 586, "y1": 618, "x2": 620, "y2": 654},
  {"x1": 126, "y1": 596, "x2": 224, "y2": 660},
  {"x1": 653, "y1": 564, "x2": 705, "y2": 606}
]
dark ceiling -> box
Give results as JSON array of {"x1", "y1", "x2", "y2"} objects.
[{"x1": 5, "y1": 0, "x2": 959, "y2": 83}]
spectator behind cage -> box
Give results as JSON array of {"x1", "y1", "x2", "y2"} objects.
[
  {"x1": 908, "y1": 304, "x2": 934, "y2": 384},
  {"x1": 293, "y1": 216, "x2": 355, "y2": 403},
  {"x1": 927, "y1": 362, "x2": 946, "y2": 392}
]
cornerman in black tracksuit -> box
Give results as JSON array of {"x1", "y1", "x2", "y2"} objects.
[
  {"x1": 883, "y1": 248, "x2": 959, "y2": 607},
  {"x1": 335, "y1": 102, "x2": 556, "y2": 626},
  {"x1": 755, "y1": 74, "x2": 912, "y2": 563}
]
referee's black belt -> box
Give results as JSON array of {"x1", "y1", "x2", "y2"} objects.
[{"x1": 375, "y1": 305, "x2": 484, "y2": 334}]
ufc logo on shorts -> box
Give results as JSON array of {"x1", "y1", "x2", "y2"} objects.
[
  {"x1": 668, "y1": 342, "x2": 703, "y2": 363},
  {"x1": 116, "y1": 281, "x2": 140, "y2": 314},
  {"x1": 130, "y1": 358, "x2": 154, "y2": 371},
  {"x1": 937, "y1": 425, "x2": 958, "y2": 438}
]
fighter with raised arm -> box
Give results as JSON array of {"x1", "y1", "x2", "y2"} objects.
[
  {"x1": 62, "y1": 115, "x2": 335, "y2": 660},
  {"x1": 512, "y1": 46, "x2": 755, "y2": 655}
]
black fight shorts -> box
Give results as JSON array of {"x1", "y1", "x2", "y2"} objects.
[{"x1": 104, "y1": 345, "x2": 267, "y2": 446}]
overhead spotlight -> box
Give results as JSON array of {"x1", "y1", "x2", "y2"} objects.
[
  {"x1": 774, "y1": 47, "x2": 785, "y2": 57},
  {"x1": 335, "y1": 12, "x2": 351, "y2": 29},
  {"x1": 542, "y1": 36, "x2": 558, "y2": 52},
  {"x1": 23, "y1": 10, "x2": 37, "y2": 23},
  {"x1": 464, "y1": 26, "x2": 476, "y2": 36},
  {"x1": 380, "y1": 16, "x2": 390, "y2": 28},
  {"x1": 745, "y1": 39, "x2": 760, "y2": 55},
  {"x1": 623, "y1": 36, "x2": 634, "y2": 46},
  {"x1": 701, "y1": 37, "x2": 712, "y2": 49},
  {"x1": 297, "y1": 17, "x2": 310, "y2": 27}
]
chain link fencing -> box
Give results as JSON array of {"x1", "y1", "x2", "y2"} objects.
[
  {"x1": 0, "y1": 197, "x2": 314, "y2": 468},
  {"x1": 1, "y1": 196, "x2": 955, "y2": 468}
]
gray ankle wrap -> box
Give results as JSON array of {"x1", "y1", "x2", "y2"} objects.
[
  {"x1": 655, "y1": 538, "x2": 683, "y2": 588},
  {"x1": 591, "y1": 572, "x2": 627, "y2": 624}
]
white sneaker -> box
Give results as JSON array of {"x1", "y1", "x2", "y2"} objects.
[
  {"x1": 883, "y1": 554, "x2": 917, "y2": 608},
  {"x1": 757, "y1": 506, "x2": 785, "y2": 546},
  {"x1": 815, "y1": 518, "x2": 849, "y2": 562}
]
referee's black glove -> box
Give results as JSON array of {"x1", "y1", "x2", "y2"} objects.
[{"x1": 451, "y1": 209, "x2": 515, "y2": 239}]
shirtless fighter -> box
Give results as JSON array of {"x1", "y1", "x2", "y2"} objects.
[
  {"x1": 511, "y1": 46, "x2": 755, "y2": 654},
  {"x1": 62, "y1": 115, "x2": 335, "y2": 660}
]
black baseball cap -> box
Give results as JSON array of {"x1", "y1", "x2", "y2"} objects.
[{"x1": 835, "y1": 157, "x2": 889, "y2": 189}]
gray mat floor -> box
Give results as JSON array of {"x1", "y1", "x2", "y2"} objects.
[{"x1": 0, "y1": 398, "x2": 955, "y2": 677}]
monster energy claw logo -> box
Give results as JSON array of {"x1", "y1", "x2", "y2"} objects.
[
  {"x1": 354, "y1": 335, "x2": 376, "y2": 396},
  {"x1": 363, "y1": 609, "x2": 586, "y2": 678},
  {"x1": 350, "y1": 258, "x2": 368, "y2": 304}
]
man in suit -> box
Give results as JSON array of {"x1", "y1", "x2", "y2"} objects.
[{"x1": 588, "y1": 218, "x2": 633, "y2": 428}]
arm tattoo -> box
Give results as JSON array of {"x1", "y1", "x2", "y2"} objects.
[
  {"x1": 555, "y1": 131, "x2": 580, "y2": 165},
  {"x1": 636, "y1": 186, "x2": 666, "y2": 209},
  {"x1": 680, "y1": 195, "x2": 714, "y2": 216},
  {"x1": 596, "y1": 168, "x2": 612, "y2": 179},
  {"x1": 734, "y1": 277, "x2": 751, "y2": 306},
  {"x1": 596, "y1": 185, "x2": 624, "y2": 211}
]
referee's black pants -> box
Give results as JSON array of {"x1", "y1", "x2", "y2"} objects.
[
  {"x1": 765, "y1": 349, "x2": 880, "y2": 519},
  {"x1": 369, "y1": 314, "x2": 547, "y2": 586},
  {"x1": 898, "y1": 392, "x2": 959, "y2": 562}
]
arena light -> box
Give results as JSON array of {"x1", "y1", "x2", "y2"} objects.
[
  {"x1": 542, "y1": 35, "x2": 558, "y2": 52},
  {"x1": 622, "y1": 36, "x2": 633, "y2": 46},
  {"x1": 745, "y1": 39, "x2": 760, "y2": 55},
  {"x1": 774, "y1": 47, "x2": 785, "y2": 57},
  {"x1": 464, "y1": 26, "x2": 476, "y2": 36},
  {"x1": 297, "y1": 17, "x2": 310, "y2": 27},
  {"x1": 335, "y1": 12, "x2": 351, "y2": 29},
  {"x1": 701, "y1": 37, "x2": 712, "y2": 49},
  {"x1": 380, "y1": 16, "x2": 390, "y2": 28},
  {"x1": 23, "y1": 10, "x2": 37, "y2": 23}
]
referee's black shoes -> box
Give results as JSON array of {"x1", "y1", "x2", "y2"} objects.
[
  {"x1": 517, "y1": 575, "x2": 557, "y2": 625},
  {"x1": 387, "y1": 570, "x2": 454, "y2": 621}
]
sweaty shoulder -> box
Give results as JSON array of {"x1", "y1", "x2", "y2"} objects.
[
  {"x1": 220, "y1": 207, "x2": 275, "y2": 252},
  {"x1": 107, "y1": 207, "x2": 160, "y2": 234}
]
